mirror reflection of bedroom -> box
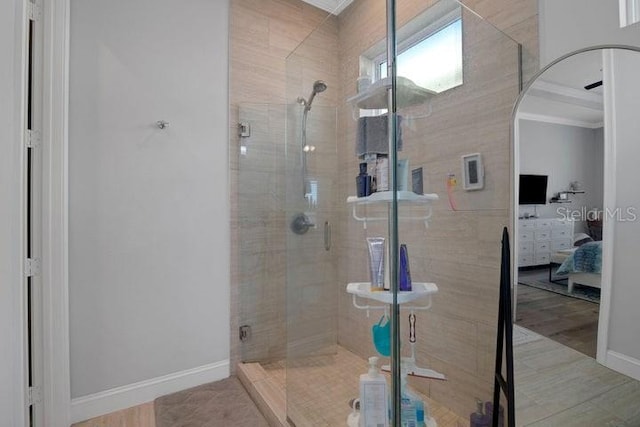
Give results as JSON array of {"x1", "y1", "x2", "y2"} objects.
[{"x1": 515, "y1": 50, "x2": 605, "y2": 359}]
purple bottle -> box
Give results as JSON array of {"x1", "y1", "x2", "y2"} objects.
[
  {"x1": 399, "y1": 244, "x2": 412, "y2": 291},
  {"x1": 485, "y1": 401, "x2": 504, "y2": 427},
  {"x1": 470, "y1": 400, "x2": 490, "y2": 427}
]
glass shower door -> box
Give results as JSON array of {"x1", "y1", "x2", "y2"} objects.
[{"x1": 284, "y1": 24, "x2": 340, "y2": 421}]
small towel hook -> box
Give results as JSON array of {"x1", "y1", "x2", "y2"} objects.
[{"x1": 156, "y1": 120, "x2": 169, "y2": 130}]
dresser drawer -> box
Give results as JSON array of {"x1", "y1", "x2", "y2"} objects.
[
  {"x1": 519, "y1": 230, "x2": 534, "y2": 241},
  {"x1": 535, "y1": 230, "x2": 551, "y2": 241},
  {"x1": 552, "y1": 228, "x2": 571, "y2": 239},
  {"x1": 552, "y1": 219, "x2": 573, "y2": 228},
  {"x1": 535, "y1": 253, "x2": 551, "y2": 265},
  {"x1": 519, "y1": 254, "x2": 534, "y2": 266},
  {"x1": 551, "y1": 239, "x2": 572, "y2": 251},
  {"x1": 519, "y1": 221, "x2": 536, "y2": 230},
  {"x1": 535, "y1": 241, "x2": 551, "y2": 253},
  {"x1": 536, "y1": 219, "x2": 553, "y2": 229},
  {"x1": 519, "y1": 241, "x2": 534, "y2": 254}
]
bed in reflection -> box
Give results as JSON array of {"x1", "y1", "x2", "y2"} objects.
[{"x1": 555, "y1": 240, "x2": 602, "y2": 293}]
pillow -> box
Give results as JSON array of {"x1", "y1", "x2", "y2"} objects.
[{"x1": 574, "y1": 232, "x2": 594, "y2": 247}]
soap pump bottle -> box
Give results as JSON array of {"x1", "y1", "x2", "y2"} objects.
[{"x1": 359, "y1": 356, "x2": 389, "y2": 427}]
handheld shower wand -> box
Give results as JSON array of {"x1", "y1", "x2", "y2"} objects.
[
  {"x1": 298, "y1": 81, "x2": 327, "y2": 198},
  {"x1": 297, "y1": 80, "x2": 327, "y2": 112}
]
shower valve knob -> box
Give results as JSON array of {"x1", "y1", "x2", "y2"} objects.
[{"x1": 290, "y1": 213, "x2": 315, "y2": 235}]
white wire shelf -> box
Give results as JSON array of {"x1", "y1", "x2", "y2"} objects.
[
  {"x1": 346, "y1": 191, "x2": 438, "y2": 228},
  {"x1": 347, "y1": 76, "x2": 437, "y2": 110},
  {"x1": 346, "y1": 282, "x2": 438, "y2": 310}
]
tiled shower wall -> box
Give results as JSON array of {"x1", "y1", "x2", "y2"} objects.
[
  {"x1": 229, "y1": 0, "x2": 339, "y2": 371},
  {"x1": 335, "y1": 0, "x2": 538, "y2": 418}
]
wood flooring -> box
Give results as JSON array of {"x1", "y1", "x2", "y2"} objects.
[
  {"x1": 516, "y1": 283, "x2": 599, "y2": 358},
  {"x1": 71, "y1": 402, "x2": 155, "y2": 427}
]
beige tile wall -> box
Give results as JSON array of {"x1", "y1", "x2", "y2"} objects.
[
  {"x1": 229, "y1": 0, "x2": 339, "y2": 371},
  {"x1": 335, "y1": 0, "x2": 538, "y2": 418}
]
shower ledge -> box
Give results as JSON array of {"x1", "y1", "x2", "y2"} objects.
[
  {"x1": 347, "y1": 191, "x2": 438, "y2": 228},
  {"x1": 346, "y1": 282, "x2": 437, "y2": 309}
]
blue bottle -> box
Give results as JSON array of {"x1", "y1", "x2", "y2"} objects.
[{"x1": 356, "y1": 162, "x2": 372, "y2": 197}]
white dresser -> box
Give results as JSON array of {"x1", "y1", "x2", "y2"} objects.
[{"x1": 517, "y1": 218, "x2": 574, "y2": 267}]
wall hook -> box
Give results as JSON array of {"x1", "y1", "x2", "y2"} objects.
[{"x1": 156, "y1": 120, "x2": 169, "y2": 129}]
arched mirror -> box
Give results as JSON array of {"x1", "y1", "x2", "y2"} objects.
[{"x1": 512, "y1": 46, "x2": 640, "y2": 426}]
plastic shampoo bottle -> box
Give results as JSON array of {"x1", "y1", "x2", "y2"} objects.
[{"x1": 359, "y1": 356, "x2": 389, "y2": 427}]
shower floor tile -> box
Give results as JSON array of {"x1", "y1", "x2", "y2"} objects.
[{"x1": 261, "y1": 346, "x2": 468, "y2": 427}]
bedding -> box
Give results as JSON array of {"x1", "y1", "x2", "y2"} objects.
[{"x1": 556, "y1": 241, "x2": 602, "y2": 275}]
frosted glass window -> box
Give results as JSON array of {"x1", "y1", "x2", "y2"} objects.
[{"x1": 380, "y1": 19, "x2": 463, "y2": 93}]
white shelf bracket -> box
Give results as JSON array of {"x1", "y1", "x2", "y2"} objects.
[
  {"x1": 351, "y1": 204, "x2": 433, "y2": 229},
  {"x1": 350, "y1": 293, "x2": 433, "y2": 312}
]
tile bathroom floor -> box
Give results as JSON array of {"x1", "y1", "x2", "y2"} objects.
[
  {"x1": 514, "y1": 327, "x2": 640, "y2": 426},
  {"x1": 73, "y1": 335, "x2": 640, "y2": 427},
  {"x1": 261, "y1": 346, "x2": 468, "y2": 427}
]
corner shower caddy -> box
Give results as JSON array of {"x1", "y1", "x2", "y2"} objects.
[
  {"x1": 345, "y1": 192, "x2": 446, "y2": 381},
  {"x1": 344, "y1": 70, "x2": 446, "y2": 394}
]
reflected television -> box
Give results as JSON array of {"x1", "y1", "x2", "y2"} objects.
[{"x1": 519, "y1": 174, "x2": 548, "y2": 205}]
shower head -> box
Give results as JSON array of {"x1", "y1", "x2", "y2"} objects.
[
  {"x1": 298, "y1": 80, "x2": 328, "y2": 112},
  {"x1": 313, "y1": 80, "x2": 327, "y2": 93}
]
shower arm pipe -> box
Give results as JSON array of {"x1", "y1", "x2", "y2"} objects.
[{"x1": 386, "y1": 0, "x2": 401, "y2": 425}]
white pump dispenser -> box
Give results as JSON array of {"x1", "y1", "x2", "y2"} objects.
[{"x1": 359, "y1": 356, "x2": 389, "y2": 427}]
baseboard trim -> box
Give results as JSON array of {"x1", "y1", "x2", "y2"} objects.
[
  {"x1": 606, "y1": 350, "x2": 640, "y2": 381},
  {"x1": 70, "y1": 359, "x2": 230, "y2": 423}
]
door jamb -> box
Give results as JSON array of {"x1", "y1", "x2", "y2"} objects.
[{"x1": 41, "y1": 0, "x2": 71, "y2": 424}]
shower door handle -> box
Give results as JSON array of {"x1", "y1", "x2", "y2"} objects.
[{"x1": 324, "y1": 221, "x2": 331, "y2": 251}]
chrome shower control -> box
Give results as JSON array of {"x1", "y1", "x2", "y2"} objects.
[{"x1": 290, "y1": 213, "x2": 315, "y2": 235}]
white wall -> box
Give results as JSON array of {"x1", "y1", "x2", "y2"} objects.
[
  {"x1": 519, "y1": 120, "x2": 604, "y2": 231},
  {"x1": 68, "y1": 0, "x2": 230, "y2": 409},
  {"x1": 0, "y1": 0, "x2": 27, "y2": 426},
  {"x1": 607, "y1": 49, "x2": 640, "y2": 374},
  {"x1": 540, "y1": 0, "x2": 640, "y2": 66}
]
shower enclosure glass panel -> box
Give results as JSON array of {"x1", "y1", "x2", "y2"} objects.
[
  {"x1": 281, "y1": 0, "x2": 521, "y2": 426},
  {"x1": 393, "y1": 0, "x2": 521, "y2": 421},
  {"x1": 237, "y1": 103, "x2": 288, "y2": 363}
]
